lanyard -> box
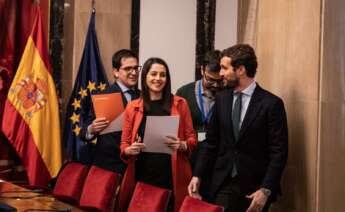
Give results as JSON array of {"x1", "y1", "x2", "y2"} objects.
[{"x1": 197, "y1": 81, "x2": 214, "y2": 125}]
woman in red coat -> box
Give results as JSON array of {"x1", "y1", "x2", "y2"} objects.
[{"x1": 118, "y1": 57, "x2": 197, "y2": 212}]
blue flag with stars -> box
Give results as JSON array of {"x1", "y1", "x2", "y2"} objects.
[{"x1": 63, "y1": 10, "x2": 109, "y2": 162}]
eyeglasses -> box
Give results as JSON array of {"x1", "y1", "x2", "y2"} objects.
[
  {"x1": 120, "y1": 65, "x2": 142, "y2": 73},
  {"x1": 203, "y1": 73, "x2": 223, "y2": 86}
]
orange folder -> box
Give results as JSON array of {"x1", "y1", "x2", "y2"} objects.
[{"x1": 91, "y1": 92, "x2": 124, "y2": 121}]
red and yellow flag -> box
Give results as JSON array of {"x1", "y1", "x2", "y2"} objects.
[{"x1": 1, "y1": 7, "x2": 61, "y2": 187}]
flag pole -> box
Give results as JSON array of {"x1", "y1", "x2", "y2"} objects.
[{"x1": 92, "y1": 0, "x2": 96, "y2": 12}]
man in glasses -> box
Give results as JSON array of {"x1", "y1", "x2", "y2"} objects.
[
  {"x1": 176, "y1": 50, "x2": 223, "y2": 200},
  {"x1": 80, "y1": 49, "x2": 140, "y2": 174}
]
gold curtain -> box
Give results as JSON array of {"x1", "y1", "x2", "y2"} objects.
[{"x1": 237, "y1": 0, "x2": 258, "y2": 48}]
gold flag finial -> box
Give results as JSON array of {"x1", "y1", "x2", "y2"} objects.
[{"x1": 92, "y1": 0, "x2": 95, "y2": 12}]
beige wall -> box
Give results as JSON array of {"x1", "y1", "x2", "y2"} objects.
[
  {"x1": 63, "y1": 0, "x2": 131, "y2": 113},
  {"x1": 241, "y1": 0, "x2": 345, "y2": 211}
]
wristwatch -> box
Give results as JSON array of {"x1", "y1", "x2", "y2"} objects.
[{"x1": 260, "y1": 188, "x2": 271, "y2": 197}]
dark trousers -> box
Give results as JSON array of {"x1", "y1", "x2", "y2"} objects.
[{"x1": 214, "y1": 177, "x2": 271, "y2": 212}]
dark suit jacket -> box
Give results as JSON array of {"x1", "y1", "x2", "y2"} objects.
[
  {"x1": 194, "y1": 84, "x2": 288, "y2": 199},
  {"x1": 80, "y1": 82, "x2": 140, "y2": 174}
]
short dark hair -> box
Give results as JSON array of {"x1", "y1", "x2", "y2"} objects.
[
  {"x1": 141, "y1": 57, "x2": 172, "y2": 114},
  {"x1": 112, "y1": 49, "x2": 138, "y2": 69},
  {"x1": 222, "y1": 44, "x2": 257, "y2": 78},
  {"x1": 202, "y1": 50, "x2": 221, "y2": 73}
]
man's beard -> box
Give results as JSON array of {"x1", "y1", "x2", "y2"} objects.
[{"x1": 224, "y1": 77, "x2": 239, "y2": 88}]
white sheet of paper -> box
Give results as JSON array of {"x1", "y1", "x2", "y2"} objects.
[
  {"x1": 100, "y1": 112, "x2": 124, "y2": 134},
  {"x1": 142, "y1": 116, "x2": 180, "y2": 155}
]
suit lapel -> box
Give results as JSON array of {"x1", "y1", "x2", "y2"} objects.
[
  {"x1": 239, "y1": 85, "x2": 264, "y2": 139},
  {"x1": 193, "y1": 82, "x2": 205, "y2": 124},
  {"x1": 223, "y1": 89, "x2": 234, "y2": 140},
  {"x1": 110, "y1": 82, "x2": 128, "y2": 106},
  {"x1": 107, "y1": 83, "x2": 119, "y2": 93}
]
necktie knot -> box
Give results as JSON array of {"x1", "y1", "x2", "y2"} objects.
[
  {"x1": 235, "y1": 92, "x2": 242, "y2": 98},
  {"x1": 127, "y1": 89, "x2": 138, "y2": 101}
]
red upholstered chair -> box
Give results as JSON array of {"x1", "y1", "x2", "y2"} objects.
[
  {"x1": 127, "y1": 182, "x2": 171, "y2": 212},
  {"x1": 179, "y1": 196, "x2": 224, "y2": 212},
  {"x1": 52, "y1": 162, "x2": 89, "y2": 204},
  {"x1": 79, "y1": 166, "x2": 120, "y2": 212}
]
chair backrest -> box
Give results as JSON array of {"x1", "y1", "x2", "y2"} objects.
[
  {"x1": 79, "y1": 166, "x2": 120, "y2": 212},
  {"x1": 179, "y1": 196, "x2": 224, "y2": 212},
  {"x1": 52, "y1": 162, "x2": 89, "y2": 204},
  {"x1": 127, "y1": 182, "x2": 171, "y2": 212}
]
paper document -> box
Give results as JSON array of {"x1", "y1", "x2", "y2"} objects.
[
  {"x1": 142, "y1": 116, "x2": 180, "y2": 155},
  {"x1": 91, "y1": 92, "x2": 124, "y2": 134},
  {"x1": 100, "y1": 112, "x2": 124, "y2": 134},
  {"x1": 197, "y1": 132, "x2": 206, "y2": 142}
]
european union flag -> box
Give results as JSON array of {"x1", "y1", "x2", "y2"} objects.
[{"x1": 63, "y1": 10, "x2": 109, "y2": 163}]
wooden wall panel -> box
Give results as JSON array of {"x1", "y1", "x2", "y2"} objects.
[
  {"x1": 255, "y1": 1, "x2": 321, "y2": 211},
  {"x1": 319, "y1": 0, "x2": 345, "y2": 211},
  {"x1": 319, "y1": 103, "x2": 345, "y2": 212},
  {"x1": 74, "y1": 0, "x2": 131, "y2": 83},
  {"x1": 62, "y1": 0, "x2": 131, "y2": 113},
  {"x1": 62, "y1": 0, "x2": 75, "y2": 116}
]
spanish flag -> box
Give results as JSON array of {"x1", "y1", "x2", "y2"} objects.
[{"x1": 1, "y1": 7, "x2": 61, "y2": 187}]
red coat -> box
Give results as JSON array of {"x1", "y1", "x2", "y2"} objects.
[{"x1": 117, "y1": 95, "x2": 197, "y2": 212}]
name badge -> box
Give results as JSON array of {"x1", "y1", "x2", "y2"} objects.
[{"x1": 198, "y1": 132, "x2": 206, "y2": 142}]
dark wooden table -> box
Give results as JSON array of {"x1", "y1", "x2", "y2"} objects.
[{"x1": 0, "y1": 180, "x2": 84, "y2": 211}]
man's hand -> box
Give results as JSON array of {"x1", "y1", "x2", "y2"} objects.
[
  {"x1": 88, "y1": 117, "x2": 109, "y2": 134},
  {"x1": 188, "y1": 176, "x2": 202, "y2": 200},
  {"x1": 246, "y1": 189, "x2": 268, "y2": 212}
]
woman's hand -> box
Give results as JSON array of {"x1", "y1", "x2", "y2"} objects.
[
  {"x1": 124, "y1": 137, "x2": 145, "y2": 156},
  {"x1": 165, "y1": 136, "x2": 187, "y2": 151}
]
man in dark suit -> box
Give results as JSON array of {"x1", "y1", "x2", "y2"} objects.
[
  {"x1": 80, "y1": 49, "x2": 141, "y2": 174},
  {"x1": 188, "y1": 44, "x2": 288, "y2": 212}
]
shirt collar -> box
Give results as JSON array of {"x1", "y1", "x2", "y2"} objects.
[
  {"x1": 240, "y1": 81, "x2": 256, "y2": 97},
  {"x1": 198, "y1": 80, "x2": 215, "y2": 99},
  {"x1": 116, "y1": 80, "x2": 130, "y2": 93}
]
